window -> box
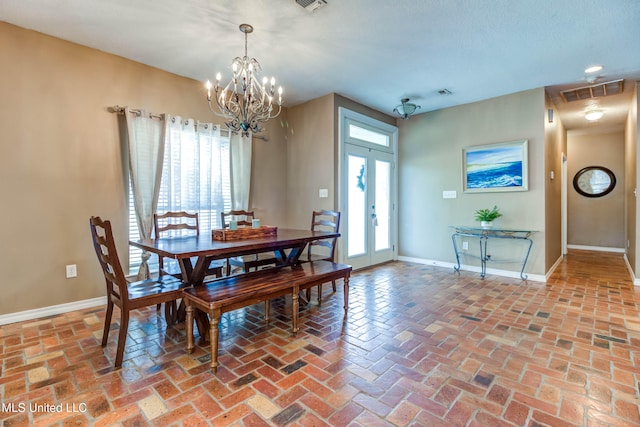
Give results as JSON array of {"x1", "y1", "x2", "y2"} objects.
[
  {"x1": 347, "y1": 121, "x2": 390, "y2": 148},
  {"x1": 128, "y1": 120, "x2": 232, "y2": 274}
]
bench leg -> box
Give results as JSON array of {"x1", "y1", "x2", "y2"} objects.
[
  {"x1": 210, "y1": 309, "x2": 221, "y2": 373},
  {"x1": 186, "y1": 304, "x2": 194, "y2": 354},
  {"x1": 343, "y1": 275, "x2": 350, "y2": 313},
  {"x1": 265, "y1": 300, "x2": 271, "y2": 322},
  {"x1": 292, "y1": 286, "x2": 299, "y2": 335}
]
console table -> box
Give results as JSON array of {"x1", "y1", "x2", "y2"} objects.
[{"x1": 450, "y1": 226, "x2": 535, "y2": 280}]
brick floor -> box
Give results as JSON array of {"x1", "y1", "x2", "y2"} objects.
[{"x1": 1, "y1": 250, "x2": 640, "y2": 426}]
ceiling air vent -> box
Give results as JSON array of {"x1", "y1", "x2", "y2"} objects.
[
  {"x1": 560, "y1": 79, "x2": 624, "y2": 103},
  {"x1": 296, "y1": 0, "x2": 327, "y2": 12},
  {"x1": 437, "y1": 88, "x2": 452, "y2": 96}
]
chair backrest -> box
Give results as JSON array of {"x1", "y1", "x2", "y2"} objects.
[
  {"x1": 220, "y1": 210, "x2": 255, "y2": 228},
  {"x1": 309, "y1": 210, "x2": 341, "y2": 261},
  {"x1": 89, "y1": 216, "x2": 129, "y2": 304},
  {"x1": 154, "y1": 211, "x2": 199, "y2": 238}
]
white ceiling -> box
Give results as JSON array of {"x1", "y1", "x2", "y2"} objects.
[{"x1": 2, "y1": 0, "x2": 639, "y2": 129}]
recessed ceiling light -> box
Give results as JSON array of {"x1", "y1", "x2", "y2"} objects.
[
  {"x1": 585, "y1": 65, "x2": 604, "y2": 74},
  {"x1": 585, "y1": 109, "x2": 604, "y2": 121}
]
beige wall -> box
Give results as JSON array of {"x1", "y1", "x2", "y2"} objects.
[
  {"x1": 284, "y1": 93, "x2": 395, "y2": 229},
  {"x1": 398, "y1": 89, "x2": 547, "y2": 276},
  {"x1": 628, "y1": 84, "x2": 639, "y2": 273},
  {"x1": 544, "y1": 94, "x2": 566, "y2": 269},
  {"x1": 0, "y1": 22, "x2": 288, "y2": 314},
  {"x1": 284, "y1": 94, "x2": 336, "y2": 229},
  {"x1": 567, "y1": 130, "x2": 625, "y2": 248},
  {"x1": 249, "y1": 119, "x2": 289, "y2": 226}
]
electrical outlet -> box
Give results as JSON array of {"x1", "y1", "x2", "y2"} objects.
[
  {"x1": 66, "y1": 264, "x2": 77, "y2": 278},
  {"x1": 462, "y1": 241, "x2": 469, "y2": 250},
  {"x1": 319, "y1": 188, "x2": 329, "y2": 198}
]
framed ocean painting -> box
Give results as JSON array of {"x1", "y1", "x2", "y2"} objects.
[{"x1": 463, "y1": 140, "x2": 528, "y2": 192}]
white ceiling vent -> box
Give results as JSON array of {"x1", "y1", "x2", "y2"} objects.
[
  {"x1": 560, "y1": 79, "x2": 624, "y2": 103},
  {"x1": 296, "y1": 0, "x2": 327, "y2": 13}
]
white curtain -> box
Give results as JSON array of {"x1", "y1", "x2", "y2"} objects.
[
  {"x1": 230, "y1": 133, "x2": 252, "y2": 210},
  {"x1": 160, "y1": 116, "x2": 231, "y2": 232},
  {"x1": 125, "y1": 107, "x2": 166, "y2": 280}
]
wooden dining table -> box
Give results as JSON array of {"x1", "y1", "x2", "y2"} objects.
[
  {"x1": 129, "y1": 228, "x2": 340, "y2": 287},
  {"x1": 130, "y1": 228, "x2": 340, "y2": 340}
]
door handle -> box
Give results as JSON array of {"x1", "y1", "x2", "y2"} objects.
[{"x1": 371, "y1": 205, "x2": 378, "y2": 227}]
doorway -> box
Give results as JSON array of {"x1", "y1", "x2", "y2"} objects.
[{"x1": 339, "y1": 108, "x2": 398, "y2": 270}]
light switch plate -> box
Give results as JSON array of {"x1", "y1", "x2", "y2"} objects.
[
  {"x1": 319, "y1": 188, "x2": 329, "y2": 198},
  {"x1": 442, "y1": 190, "x2": 457, "y2": 199}
]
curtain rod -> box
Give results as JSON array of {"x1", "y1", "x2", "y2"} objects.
[
  {"x1": 110, "y1": 105, "x2": 221, "y2": 129},
  {"x1": 110, "y1": 105, "x2": 271, "y2": 139},
  {"x1": 110, "y1": 105, "x2": 164, "y2": 120}
]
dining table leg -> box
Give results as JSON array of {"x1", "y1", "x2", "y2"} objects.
[
  {"x1": 176, "y1": 256, "x2": 214, "y2": 343},
  {"x1": 210, "y1": 308, "x2": 221, "y2": 373},
  {"x1": 186, "y1": 304, "x2": 194, "y2": 354},
  {"x1": 284, "y1": 243, "x2": 308, "y2": 265}
]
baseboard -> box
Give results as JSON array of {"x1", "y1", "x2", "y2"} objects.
[
  {"x1": 545, "y1": 254, "x2": 564, "y2": 281},
  {"x1": 567, "y1": 244, "x2": 625, "y2": 253},
  {"x1": 623, "y1": 254, "x2": 640, "y2": 286},
  {"x1": 397, "y1": 256, "x2": 546, "y2": 282},
  {"x1": 0, "y1": 296, "x2": 107, "y2": 326}
]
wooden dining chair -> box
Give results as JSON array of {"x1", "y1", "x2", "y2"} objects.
[
  {"x1": 89, "y1": 216, "x2": 190, "y2": 368},
  {"x1": 221, "y1": 210, "x2": 277, "y2": 275},
  {"x1": 154, "y1": 211, "x2": 224, "y2": 279},
  {"x1": 303, "y1": 209, "x2": 341, "y2": 301}
]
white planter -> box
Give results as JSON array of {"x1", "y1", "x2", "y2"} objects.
[{"x1": 480, "y1": 221, "x2": 493, "y2": 229}]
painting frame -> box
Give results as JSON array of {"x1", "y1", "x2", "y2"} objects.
[{"x1": 462, "y1": 139, "x2": 528, "y2": 193}]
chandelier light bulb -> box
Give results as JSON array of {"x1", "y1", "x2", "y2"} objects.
[{"x1": 206, "y1": 80, "x2": 212, "y2": 98}]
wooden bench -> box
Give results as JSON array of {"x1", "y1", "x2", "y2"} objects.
[{"x1": 183, "y1": 260, "x2": 352, "y2": 372}]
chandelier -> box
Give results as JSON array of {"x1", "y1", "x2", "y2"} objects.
[
  {"x1": 393, "y1": 98, "x2": 421, "y2": 120},
  {"x1": 206, "y1": 24, "x2": 283, "y2": 136}
]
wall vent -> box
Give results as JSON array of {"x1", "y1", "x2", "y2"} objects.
[
  {"x1": 560, "y1": 79, "x2": 624, "y2": 103},
  {"x1": 296, "y1": 0, "x2": 327, "y2": 12}
]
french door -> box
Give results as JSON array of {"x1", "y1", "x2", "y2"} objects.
[{"x1": 340, "y1": 109, "x2": 397, "y2": 270}]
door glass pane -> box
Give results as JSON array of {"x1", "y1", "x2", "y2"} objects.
[
  {"x1": 375, "y1": 160, "x2": 391, "y2": 251},
  {"x1": 348, "y1": 154, "x2": 367, "y2": 257}
]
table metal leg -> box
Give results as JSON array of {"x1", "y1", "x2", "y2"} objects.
[
  {"x1": 520, "y1": 238, "x2": 533, "y2": 280},
  {"x1": 480, "y1": 236, "x2": 488, "y2": 279},
  {"x1": 452, "y1": 234, "x2": 462, "y2": 273}
]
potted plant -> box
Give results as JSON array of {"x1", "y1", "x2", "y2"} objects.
[{"x1": 474, "y1": 205, "x2": 502, "y2": 228}]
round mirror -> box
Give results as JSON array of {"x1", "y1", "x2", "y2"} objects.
[{"x1": 573, "y1": 166, "x2": 616, "y2": 197}]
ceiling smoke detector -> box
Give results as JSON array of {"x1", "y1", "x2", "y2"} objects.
[{"x1": 295, "y1": 0, "x2": 327, "y2": 12}]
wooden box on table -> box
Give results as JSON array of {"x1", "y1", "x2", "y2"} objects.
[{"x1": 212, "y1": 226, "x2": 278, "y2": 241}]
